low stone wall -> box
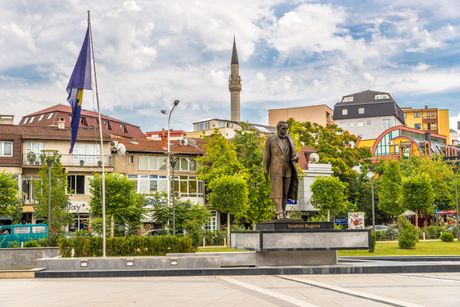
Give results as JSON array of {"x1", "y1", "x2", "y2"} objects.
[
  {"x1": 0, "y1": 248, "x2": 59, "y2": 270},
  {"x1": 37, "y1": 255, "x2": 221, "y2": 271}
]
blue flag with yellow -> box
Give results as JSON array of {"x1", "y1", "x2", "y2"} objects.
[{"x1": 67, "y1": 26, "x2": 92, "y2": 153}]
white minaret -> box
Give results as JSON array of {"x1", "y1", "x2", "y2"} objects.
[{"x1": 228, "y1": 37, "x2": 241, "y2": 122}]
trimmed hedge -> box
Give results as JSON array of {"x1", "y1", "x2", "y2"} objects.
[{"x1": 58, "y1": 235, "x2": 194, "y2": 257}]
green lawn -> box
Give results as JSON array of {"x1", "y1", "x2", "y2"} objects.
[
  {"x1": 197, "y1": 241, "x2": 460, "y2": 255},
  {"x1": 339, "y1": 240, "x2": 460, "y2": 256}
]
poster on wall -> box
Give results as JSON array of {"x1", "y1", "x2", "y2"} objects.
[{"x1": 348, "y1": 212, "x2": 365, "y2": 229}]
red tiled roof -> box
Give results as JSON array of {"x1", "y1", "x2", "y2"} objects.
[
  {"x1": 0, "y1": 125, "x2": 111, "y2": 141},
  {"x1": 120, "y1": 138, "x2": 204, "y2": 155}
]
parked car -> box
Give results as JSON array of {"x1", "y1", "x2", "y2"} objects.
[
  {"x1": 0, "y1": 224, "x2": 48, "y2": 248},
  {"x1": 141, "y1": 229, "x2": 168, "y2": 236}
]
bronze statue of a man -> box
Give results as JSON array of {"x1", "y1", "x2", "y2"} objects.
[{"x1": 263, "y1": 121, "x2": 299, "y2": 219}]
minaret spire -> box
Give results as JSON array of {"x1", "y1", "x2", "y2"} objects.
[{"x1": 229, "y1": 36, "x2": 241, "y2": 121}]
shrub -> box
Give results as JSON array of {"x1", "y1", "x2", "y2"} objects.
[
  {"x1": 204, "y1": 230, "x2": 225, "y2": 246},
  {"x1": 440, "y1": 232, "x2": 454, "y2": 242},
  {"x1": 397, "y1": 216, "x2": 417, "y2": 249},
  {"x1": 24, "y1": 240, "x2": 40, "y2": 248},
  {"x1": 58, "y1": 235, "x2": 194, "y2": 257},
  {"x1": 424, "y1": 225, "x2": 446, "y2": 239},
  {"x1": 7, "y1": 241, "x2": 21, "y2": 248}
]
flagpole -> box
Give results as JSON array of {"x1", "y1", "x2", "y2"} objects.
[{"x1": 88, "y1": 10, "x2": 107, "y2": 257}]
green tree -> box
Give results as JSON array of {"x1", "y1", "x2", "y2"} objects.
[
  {"x1": 400, "y1": 173, "x2": 435, "y2": 227},
  {"x1": 33, "y1": 153, "x2": 72, "y2": 234},
  {"x1": 401, "y1": 156, "x2": 454, "y2": 211},
  {"x1": 233, "y1": 125, "x2": 274, "y2": 227},
  {"x1": 377, "y1": 160, "x2": 405, "y2": 219},
  {"x1": 287, "y1": 119, "x2": 371, "y2": 181},
  {"x1": 0, "y1": 172, "x2": 22, "y2": 223},
  {"x1": 310, "y1": 176, "x2": 349, "y2": 221},
  {"x1": 196, "y1": 131, "x2": 243, "y2": 183},
  {"x1": 208, "y1": 175, "x2": 248, "y2": 246},
  {"x1": 90, "y1": 173, "x2": 146, "y2": 236}
]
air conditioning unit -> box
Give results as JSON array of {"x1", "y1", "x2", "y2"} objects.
[{"x1": 180, "y1": 138, "x2": 188, "y2": 146}]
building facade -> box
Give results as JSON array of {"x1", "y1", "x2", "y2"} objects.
[
  {"x1": 188, "y1": 118, "x2": 275, "y2": 139},
  {"x1": 268, "y1": 104, "x2": 334, "y2": 127},
  {"x1": 333, "y1": 90, "x2": 405, "y2": 141},
  {"x1": 401, "y1": 106, "x2": 450, "y2": 144}
]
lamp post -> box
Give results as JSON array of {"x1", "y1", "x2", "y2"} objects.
[
  {"x1": 454, "y1": 164, "x2": 459, "y2": 242},
  {"x1": 42, "y1": 150, "x2": 57, "y2": 231},
  {"x1": 366, "y1": 168, "x2": 376, "y2": 231},
  {"x1": 170, "y1": 156, "x2": 177, "y2": 236},
  {"x1": 161, "y1": 99, "x2": 180, "y2": 234}
]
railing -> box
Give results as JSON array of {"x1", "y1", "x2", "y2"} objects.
[{"x1": 23, "y1": 154, "x2": 113, "y2": 167}]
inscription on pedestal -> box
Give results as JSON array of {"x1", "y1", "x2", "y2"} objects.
[{"x1": 256, "y1": 220, "x2": 333, "y2": 231}]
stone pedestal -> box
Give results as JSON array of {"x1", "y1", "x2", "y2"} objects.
[{"x1": 231, "y1": 221, "x2": 370, "y2": 266}]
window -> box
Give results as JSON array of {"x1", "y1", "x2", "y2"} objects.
[
  {"x1": 29, "y1": 116, "x2": 35, "y2": 123},
  {"x1": 0, "y1": 141, "x2": 13, "y2": 157},
  {"x1": 357, "y1": 121, "x2": 363, "y2": 127},
  {"x1": 104, "y1": 121, "x2": 112, "y2": 130},
  {"x1": 68, "y1": 175, "x2": 85, "y2": 194},
  {"x1": 383, "y1": 119, "x2": 391, "y2": 129},
  {"x1": 80, "y1": 117, "x2": 88, "y2": 126},
  {"x1": 431, "y1": 123, "x2": 438, "y2": 129},
  {"x1": 375, "y1": 94, "x2": 390, "y2": 100},
  {"x1": 414, "y1": 112, "x2": 420, "y2": 118},
  {"x1": 38, "y1": 114, "x2": 44, "y2": 121},
  {"x1": 129, "y1": 155, "x2": 134, "y2": 164},
  {"x1": 358, "y1": 107, "x2": 365, "y2": 114},
  {"x1": 172, "y1": 156, "x2": 197, "y2": 171},
  {"x1": 404, "y1": 113, "x2": 407, "y2": 119},
  {"x1": 72, "y1": 143, "x2": 101, "y2": 166},
  {"x1": 120, "y1": 124, "x2": 128, "y2": 133},
  {"x1": 342, "y1": 96, "x2": 354, "y2": 102},
  {"x1": 414, "y1": 123, "x2": 421, "y2": 129},
  {"x1": 342, "y1": 109, "x2": 348, "y2": 115},
  {"x1": 139, "y1": 156, "x2": 167, "y2": 171},
  {"x1": 47, "y1": 113, "x2": 54, "y2": 120},
  {"x1": 367, "y1": 121, "x2": 372, "y2": 126},
  {"x1": 205, "y1": 210, "x2": 218, "y2": 231},
  {"x1": 23, "y1": 117, "x2": 29, "y2": 124}
]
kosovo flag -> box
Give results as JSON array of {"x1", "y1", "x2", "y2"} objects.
[{"x1": 67, "y1": 26, "x2": 92, "y2": 153}]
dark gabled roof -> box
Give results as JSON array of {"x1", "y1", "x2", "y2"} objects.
[
  {"x1": 231, "y1": 37, "x2": 239, "y2": 65},
  {"x1": 333, "y1": 90, "x2": 405, "y2": 124},
  {"x1": 336, "y1": 90, "x2": 394, "y2": 106}
]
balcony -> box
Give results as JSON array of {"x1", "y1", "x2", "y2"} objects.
[
  {"x1": 422, "y1": 116, "x2": 437, "y2": 122},
  {"x1": 23, "y1": 153, "x2": 113, "y2": 167}
]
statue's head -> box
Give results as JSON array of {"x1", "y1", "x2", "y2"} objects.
[{"x1": 276, "y1": 121, "x2": 289, "y2": 137}]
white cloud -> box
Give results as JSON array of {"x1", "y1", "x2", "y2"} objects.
[{"x1": 1, "y1": 0, "x2": 460, "y2": 131}]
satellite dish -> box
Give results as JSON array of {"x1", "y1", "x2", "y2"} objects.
[
  {"x1": 309, "y1": 153, "x2": 320, "y2": 163},
  {"x1": 180, "y1": 138, "x2": 189, "y2": 146},
  {"x1": 116, "y1": 143, "x2": 126, "y2": 156}
]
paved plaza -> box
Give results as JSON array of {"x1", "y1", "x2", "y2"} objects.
[{"x1": 1, "y1": 273, "x2": 460, "y2": 306}]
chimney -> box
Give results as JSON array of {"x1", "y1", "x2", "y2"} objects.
[
  {"x1": 160, "y1": 128, "x2": 168, "y2": 149},
  {"x1": 0, "y1": 115, "x2": 14, "y2": 125}
]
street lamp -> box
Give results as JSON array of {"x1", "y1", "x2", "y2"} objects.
[
  {"x1": 170, "y1": 156, "x2": 177, "y2": 236},
  {"x1": 453, "y1": 164, "x2": 459, "y2": 242},
  {"x1": 161, "y1": 99, "x2": 180, "y2": 235},
  {"x1": 42, "y1": 149, "x2": 57, "y2": 231},
  {"x1": 366, "y1": 167, "x2": 376, "y2": 231}
]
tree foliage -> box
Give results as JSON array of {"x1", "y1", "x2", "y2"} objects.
[
  {"x1": 0, "y1": 172, "x2": 21, "y2": 222},
  {"x1": 400, "y1": 156, "x2": 454, "y2": 210},
  {"x1": 400, "y1": 173, "x2": 435, "y2": 227},
  {"x1": 287, "y1": 120, "x2": 371, "y2": 180},
  {"x1": 33, "y1": 153, "x2": 72, "y2": 234},
  {"x1": 233, "y1": 125, "x2": 274, "y2": 226},
  {"x1": 377, "y1": 160, "x2": 405, "y2": 217},
  {"x1": 310, "y1": 176, "x2": 349, "y2": 221},
  {"x1": 196, "y1": 132, "x2": 243, "y2": 183},
  {"x1": 208, "y1": 175, "x2": 248, "y2": 245},
  {"x1": 90, "y1": 173, "x2": 146, "y2": 236}
]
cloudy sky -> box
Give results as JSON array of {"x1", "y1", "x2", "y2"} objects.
[{"x1": 2, "y1": 0, "x2": 460, "y2": 132}]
